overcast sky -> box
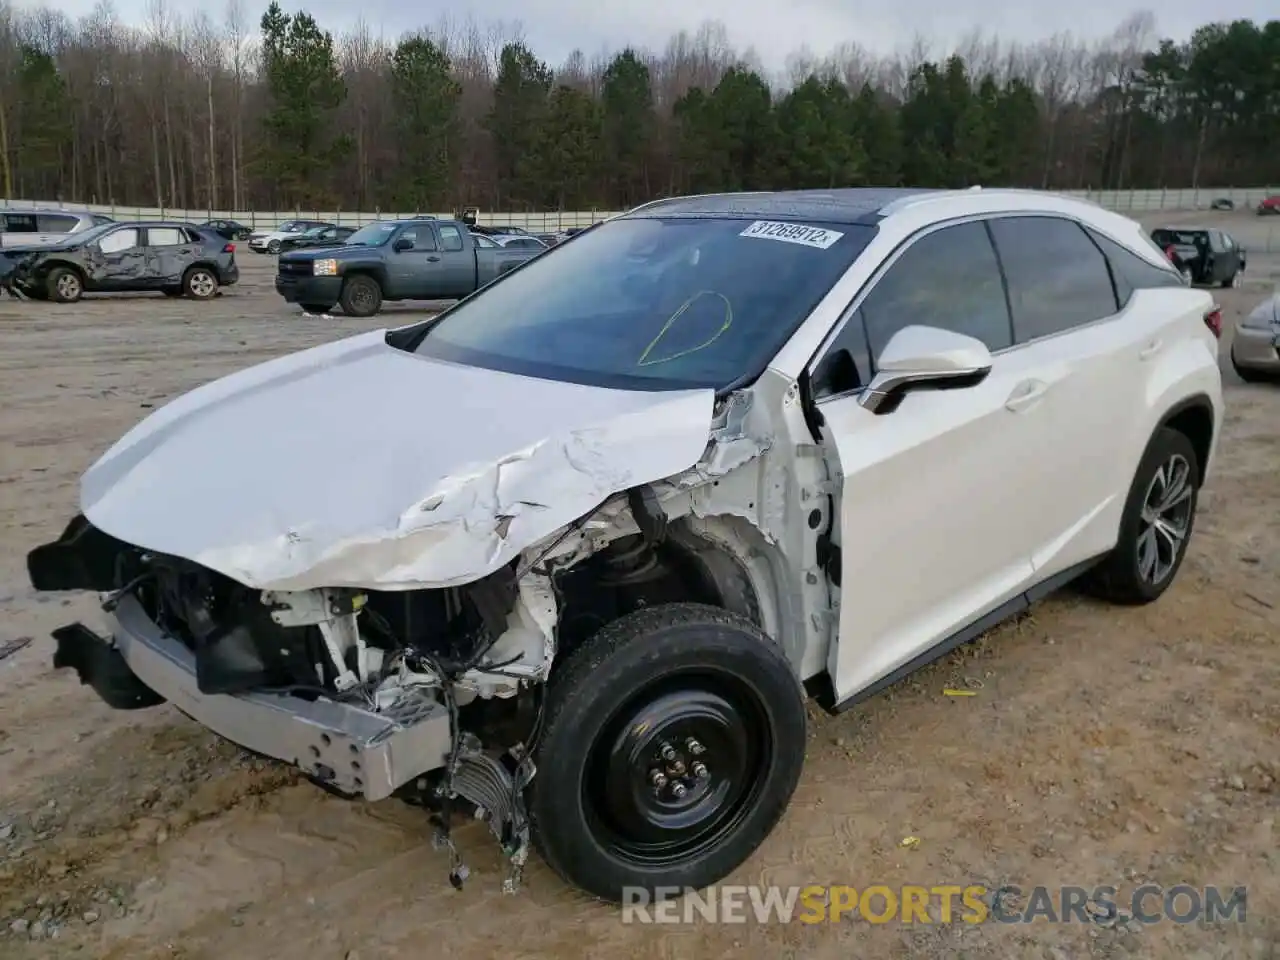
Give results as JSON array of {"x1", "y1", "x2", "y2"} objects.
[{"x1": 22, "y1": 0, "x2": 1276, "y2": 72}]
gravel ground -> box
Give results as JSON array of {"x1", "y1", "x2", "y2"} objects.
[{"x1": 1, "y1": 214, "x2": 1278, "y2": 959}]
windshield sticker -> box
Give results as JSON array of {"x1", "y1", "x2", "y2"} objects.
[{"x1": 739, "y1": 220, "x2": 844, "y2": 250}]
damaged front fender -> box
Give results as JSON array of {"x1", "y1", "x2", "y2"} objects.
[{"x1": 78, "y1": 331, "x2": 718, "y2": 591}]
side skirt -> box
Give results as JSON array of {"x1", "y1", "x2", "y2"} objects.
[{"x1": 805, "y1": 555, "x2": 1105, "y2": 715}]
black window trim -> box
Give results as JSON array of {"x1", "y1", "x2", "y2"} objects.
[{"x1": 807, "y1": 210, "x2": 1166, "y2": 404}]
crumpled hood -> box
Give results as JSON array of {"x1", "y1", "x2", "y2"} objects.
[{"x1": 81, "y1": 330, "x2": 716, "y2": 591}]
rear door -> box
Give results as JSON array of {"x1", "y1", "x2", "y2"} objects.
[
  {"x1": 433, "y1": 223, "x2": 475, "y2": 296},
  {"x1": 1, "y1": 212, "x2": 38, "y2": 247},
  {"x1": 143, "y1": 226, "x2": 196, "y2": 285},
  {"x1": 36, "y1": 212, "x2": 82, "y2": 245},
  {"x1": 985, "y1": 215, "x2": 1155, "y2": 576}
]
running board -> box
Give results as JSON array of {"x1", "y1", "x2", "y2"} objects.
[{"x1": 806, "y1": 555, "x2": 1103, "y2": 715}]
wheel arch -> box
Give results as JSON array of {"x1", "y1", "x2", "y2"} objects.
[{"x1": 1155, "y1": 392, "x2": 1216, "y2": 483}]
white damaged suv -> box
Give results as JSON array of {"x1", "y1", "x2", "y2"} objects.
[{"x1": 28, "y1": 188, "x2": 1223, "y2": 902}]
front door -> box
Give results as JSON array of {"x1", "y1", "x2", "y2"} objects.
[
  {"x1": 85, "y1": 227, "x2": 145, "y2": 289},
  {"x1": 812, "y1": 219, "x2": 1042, "y2": 704},
  {"x1": 385, "y1": 225, "x2": 441, "y2": 298}
]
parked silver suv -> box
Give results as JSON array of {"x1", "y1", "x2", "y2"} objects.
[{"x1": 0, "y1": 208, "x2": 113, "y2": 248}]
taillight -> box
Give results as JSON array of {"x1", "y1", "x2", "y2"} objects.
[
  {"x1": 223, "y1": 243, "x2": 235, "y2": 253},
  {"x1": 1204, "y1": 307, "x2": 1222, "y2": 338}
]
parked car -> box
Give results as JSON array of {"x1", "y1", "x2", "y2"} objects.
[
  {"x1": 1150, "y1": 226, "x2": 1246, "y2": 287},
  {"x1": 247, "y1": 220, "x2": 333, "y2": 254},
  {"x1": 491, "y1": 234, "x2": 549, "y2": 252},
  {"x1": 273, "y1": 218, "x2": 538, "y2": 317},
  {"x1": 1229, "y1": 293, "x2": 1280, "y2": 383},
  {"x1": 277, "y1": 224, "x2": 356, "y2": 253},
  {"x1": 202, "y1": 219, "x2": 253, "y2": 241},
  {"x1": 1257, "y1": 196, "x2": 1280, "y2": 216},
  {"x1": 470, "y1": 224, "x2": 534, "y2": 239},
  {"x1": 1, "y1": 208, "x2": 113, "y2": 248},
  {"x1": 27, "y1": 188, "x2": 1221, "y2": 905},
  {"x1": 1209, "y1": 198, "x2": 1234, "y2": 211},
  {"x1": 1, "y1": 221, "x2": 239, "y2": 302}
]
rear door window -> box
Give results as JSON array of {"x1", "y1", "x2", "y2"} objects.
[
  {"x1": 438, "y1": 224, "x2": 464, "y2": 251},
  {"x1": 146, "y1": 227, "x2": 186, "y2": 247},
  {"x1": 988, "y1": 216, "x2": 1118, "y2": 344},
  {"x1": 37, "y1": 213, "x2": 80, "y2": 233}
]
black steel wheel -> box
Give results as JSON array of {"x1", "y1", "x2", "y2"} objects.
[
  {"x1": 339, "y1": 274, "x2": 382, "y2": 317},
  {"x1": 530, "y1": 603, "x2": 806, "y2": 902}
]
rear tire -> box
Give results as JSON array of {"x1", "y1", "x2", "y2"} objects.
[
  {"x1": 339, "y1": 275, "x2": 382, "y2": 317},
  {"x1": 46, "y1": 266, "x2": 84, "y2": 303},
  {"x1": 1084, "y1": 427, "x2": 1200, "y2": 605},
  {"x1": 182, "y1": 266, "x2": 218, "y2": 300},
  {"x1": 529, "y1": 603, "x2": 806, "y2": 903}
]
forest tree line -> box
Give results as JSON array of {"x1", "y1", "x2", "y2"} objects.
[{"x1": 0, "y1": 2, "x2": 1278, "y2": 213}]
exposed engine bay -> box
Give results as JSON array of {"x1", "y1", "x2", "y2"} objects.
[{"x1": 31, "y1": 483, "x2": 760, "y2": 893}]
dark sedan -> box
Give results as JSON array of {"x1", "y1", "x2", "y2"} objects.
[
  {"x1": 278, "y1": 224, "x2": 357, "y2": 253},
  {"x1": 201, "y1": 219, "x2": 253, "y2": 241},
  {"x1": 1, "y1": 221, "x2": 239, "y2": 302}
]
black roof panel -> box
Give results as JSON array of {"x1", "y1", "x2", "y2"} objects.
[{"x1": 623, "y1": 188, "x2": 941, "y2": 224}]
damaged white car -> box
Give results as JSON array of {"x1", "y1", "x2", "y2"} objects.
[{"x1": 29, "y1": 187, "x2": 1223, "y2": 903}]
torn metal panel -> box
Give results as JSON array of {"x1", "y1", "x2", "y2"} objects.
[{"x1": 80, "y1": 330, "x2": 716, "y2": 591}]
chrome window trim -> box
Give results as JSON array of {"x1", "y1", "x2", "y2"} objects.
[{"x1": 808, "y1": 209, "x2": 1139, "y2": 407}]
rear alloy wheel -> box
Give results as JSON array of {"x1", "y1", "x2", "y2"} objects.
[
  {"x1": 339, "y1": 275, "x2": 382, "y2": 318},
  {"x1": 46, "y1": 267, "x2": 84, "y2": 303},
  {"x1": 529, "y1": 603, "x2": 806, "y2": 903},
  {"x1": 1223, "y1": 271, "x2": 1242, "y2": 289},
  {"x1": 183, "y1": 267, "x2": 218, "y2": 300},
  {"x1": 1085, "y1": 427, "x2": 1199, "y2": 605}
]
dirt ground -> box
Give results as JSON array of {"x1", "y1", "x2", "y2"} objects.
[{"x1": 1, "y1": 212, "x2": 1278, "y2": 960}]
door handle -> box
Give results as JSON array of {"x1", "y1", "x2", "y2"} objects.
[
  {"x1": 1005, "y1": 379, "x2": 1049, "y2": 412},
  {"x1": 1139, "y1": 339, "x2": 1163, "y2": 361},
  {"x1": 426, "y1": 255, "x2": 441, "y2": 262}
]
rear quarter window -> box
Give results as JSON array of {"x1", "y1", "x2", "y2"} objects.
[
  {"x1": 37, "y1": 213, "x2": 80, "y2": 232},
  {"x1": 1086, "y1": 228, "x2": 1185, "y2": 306}
]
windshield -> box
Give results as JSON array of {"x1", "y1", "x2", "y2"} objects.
[
  {"x1": 414, "y1": 216, "x2": 876, "y2": 391},
  {"x1": 278, "y1": 221, "x2": 306, "y2": 233},
  {"x1": 344, "y1": 222, "x2": 400, "y2": 247}
]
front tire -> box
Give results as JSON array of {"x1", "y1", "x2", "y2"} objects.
[
  {"x1": 1085, "y1": 427, "x2": 1200, "y2": 605},
  {"x1": 267, "y1": 239, "x2": 281, "y2": 255},
  {"x1": 46, "y1": 266, "x2": 84, "y2": 303},
  {"x1": 339, "y1": 275, "x2": 382, "y2": 317},
  {"x1": 529, "y1": 603, "x2": 806, "y2": 903}
]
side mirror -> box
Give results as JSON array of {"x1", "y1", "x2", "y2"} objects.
[
  {"x1": 393, "y1": 237, "x2": 413, "y2": 253},
  {"x1": 858, "y1": 325, "x2": 993, "y2": 415}
]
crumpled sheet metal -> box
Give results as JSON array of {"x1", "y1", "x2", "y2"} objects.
[{"x1": 80, "y1": 330, "x2": 717, "y2": 591}]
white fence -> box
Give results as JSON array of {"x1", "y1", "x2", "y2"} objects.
[{"x1": 2, "y1": 186, "x2": 1277, "y2": 233}]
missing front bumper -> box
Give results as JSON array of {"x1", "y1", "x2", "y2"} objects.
[{"x1": 55, "y1": 596, "x2": 452, "y2": 800}]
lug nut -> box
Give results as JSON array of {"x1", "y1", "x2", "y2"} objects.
[
  {"x1": 660, "y1": 744, "x2": 677, "y2": 762},
  {"x1": 692, "y1": 761, "x2": 708, "y2": 779},
  {"x1": 686, "y1": 738, "x2": 705, "y2": 755},
  {"x1": 671, "y1": 782, "x2": 689, "y2": 799},
  {"x1": 650, "y1": 770, "x2": 668, "y2": 789}
]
